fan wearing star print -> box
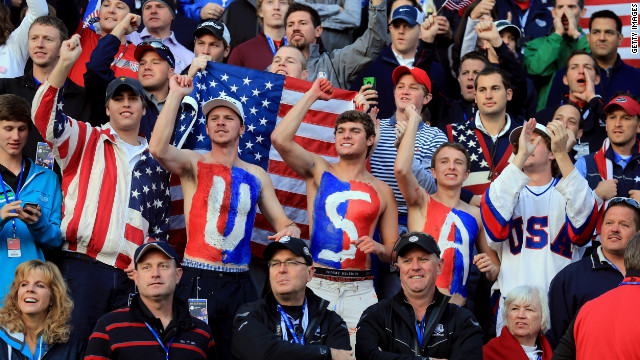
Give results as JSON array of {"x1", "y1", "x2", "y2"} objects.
[
  {"x1": 395, "y1": 104, "x2": 500, "y2": 307},
  {"x1": 481, "y1": 118, "x2": 601, "y2": 335},
  {"x1": 149, "y1": 73, "x2": 300, "y2": 360},
  {"x1": 31, "y1": 34, "x2": 172, "y2": 358},
  {"x1": 271, "y1": 77, "x2": 399, "y2": 347}
]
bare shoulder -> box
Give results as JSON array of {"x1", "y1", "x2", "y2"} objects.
[
  {"x1": 237, "y1": 160, "x2": 269, "y2": 186},
  {"x1": 459, "y1": 201, "x2": 481, "y2": 220}
]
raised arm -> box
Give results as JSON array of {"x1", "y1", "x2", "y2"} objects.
[
  {"x1": 271, "y1": 78, "x2": 334, "y2": 179},
  {"x1": 394, "y1": 104, "x2": 429, "y2": 208},
  {"x1": 149, "y1": 74, "x2": 198, "y2": 177},
  {"x1": 49, "y1": 34, "x2": 81, "y2": 89}
]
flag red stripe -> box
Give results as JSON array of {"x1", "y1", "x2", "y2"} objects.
[
  {"x1": 580, "y1": 15, "x2": 631, "y2": 29},
  {"x1": 267, "y1": 159, "x2": 302, "y2": 179},
  {"x1": 171, "y1": 198, "x2": 184, "y2": 216},
  {"x1": 274, "y1": 189, "x2": 307, "y2": 210},
  {"x1": 86, "y1": 143, "x2": 118, "y2": 258},
  {"x1": 278, "y1": 104, "x2": 340, "y2": 128},
  {"x1": 284, "y1": 77, "x2": 359, "y2": 101},
  {"x1": 65, "y1": 128, "x2": 100, "y2": 249},
  {"x1": 293, "y1": 135, "x2": 337, "y2": 157}
]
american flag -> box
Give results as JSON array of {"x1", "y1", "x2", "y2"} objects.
[
  {"x1": 169, "y1": 62, "x2": 357, "y2": 257},
  {"x1": 581, "y1": 0, "x2": 640, "y2": 68},
  {"x1": 441, "y1": 0, "x2": 473, "y2": 11},
  {"x1": 33, "y1": 82, "x2": 171, "y2": 270},
  {"x1": 81, "y1": 0, "x2": 101, "y2": 30}
]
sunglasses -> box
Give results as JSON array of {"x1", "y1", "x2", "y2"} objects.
[{"x1": 608, "y1": 197, "x2": 640, "y2": 210}]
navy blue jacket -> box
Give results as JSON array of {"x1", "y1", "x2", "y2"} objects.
[
  {"x1": 580, "y1": 141, "x2": 640, "y2": 198},
  {"x1": 83, "y1": 34, "x2": 163, "y2": 141},
  {"x1": 495, "y1": 0, "x2": 553, "y2": 50},
  {"x1": 547, "y1": 55, "x2": 640, "y2": 108},
  {"x1": 536, "y1": 93, "x2": 606, "y2": 153},
  {"x1": 350, "y1": 41, "x2": 446, "y2": 120},
  {"x1": 546, "y1": 247, "x2": 623, "y2": 348}
]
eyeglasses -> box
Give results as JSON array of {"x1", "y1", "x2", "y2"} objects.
[
  {"x1": 267, "y1": 260, "x2": 308, "y2": 269},
  {"x1": 608, "y1": 197, "x2": 640, "y2": 210}
]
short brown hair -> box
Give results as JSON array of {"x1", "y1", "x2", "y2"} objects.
[
  {"x1": 257, "y1": 0, "x2": 295, "y2": 27},
  {"x1": 334, "y1": 110, "x2": 376, "y2": 157},
  {"x1": 431, "y1": 142, "x2": 471, "y2": 172},
  {"x1": 0, "y1": 94, "x2": 32, "y2": 130}
]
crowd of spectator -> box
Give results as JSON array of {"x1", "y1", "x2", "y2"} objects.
[{"x1": 0, "y1": 0, "x2": 639, "y2": 358}]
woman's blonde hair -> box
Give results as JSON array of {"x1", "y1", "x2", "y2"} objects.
[{"x1": 0, "y1": 260, "x2": 73, "y2": 344}]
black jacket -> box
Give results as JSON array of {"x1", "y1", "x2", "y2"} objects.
[
  {"x1": 231, "y1": 288, "x2": 351, "y2": 360},
  {"x1": 355, "y1": 289, "x2": 483, "y2": 360}
]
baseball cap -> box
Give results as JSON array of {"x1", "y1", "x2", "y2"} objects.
[
  {"x1": 134, "y1": 40, "x2": 176, "y2": 69},
  {"x1": 494, "y1": 20, "x2": 521, "y2": 40},
  {"x1": 110, "y1": 0, "x2": 135, "y2": 12},
  {"x1": 392, "y1": 65, "x2": 432, "y2": 93},
  {"x1": 390, "y1": 5, "x2": 424, "y2": 27},
  {"x1": 263, "y1": 236, "x2": 313, "y2": 265},
  {"x1": 509, "y1": 123, "x2": 550, "y2": 146},
  {"x1": 193, "y1": 20, "x2": 231, "y2": 46},
  {"x1": 134, "y1": 241, "x2": 180, "y2": 267},
  {"x1": 604, "y1": 95, "x2": 640, "y2": 116},
  {"x1": 105, "y1": 76, "x2": 145, "y2": 101},
  {"x1": 202, "y1": 95, "x2": 245, "y2": 123},
  {"x1": 395, "y1": 232, "x2": 441, "y2": 260},
  {"x1": 141, "y1": 0, "x2": 176, "y2": 17}
]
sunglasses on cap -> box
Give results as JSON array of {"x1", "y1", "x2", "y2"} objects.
[
  {"x1": 139, "y1": 40, "x2": 169, "y2": 50},
  {"x1": 608, "y1": 197, "x2": 640, "y2": 210}
]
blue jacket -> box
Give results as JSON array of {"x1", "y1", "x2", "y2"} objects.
[
  {"x1": 546, "y1": 55, "x2": 640, "y2": 108},
  {"x1": 349, "y1": 41, "x2": 446, "y2": 120},
  {"x1": 546, "y1": 247, "x2": 622, "y2": 349},
  {"x1": 0, "y1": 159, "x2": 62, "y2": 297},
  {"x1": 0, "y1": 326, "x2": 80, "y2": 360}
]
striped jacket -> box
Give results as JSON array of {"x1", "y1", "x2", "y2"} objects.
[
  {"x1": 32, "y1": 81, "x2": 171, "y2": 270},
  {"x1": 85, "y1": 295, "x2": 215, "y2": 359}
]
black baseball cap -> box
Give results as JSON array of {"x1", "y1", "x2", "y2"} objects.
[
  {"x1": 193, "y1": 20, "x2": 231, "y2": 46},
  {"x1": 396, "y1": 232, "x2": 441, "y2": 260},
  {"x1": 141, "y1": 0, "x2": 176, "y2": 17},
  {"x1": 134, "y1": 241, "x2": 180, "y2": 267},
  {"x1": 105, "y1": 76, "x2": 145, "y2": 101},
  {"x1": 134, "y1": 40, "x2": 176, "y2": 69},
  {"x1": 263, "y1": 236, "x2": 313, "y2": 265}
]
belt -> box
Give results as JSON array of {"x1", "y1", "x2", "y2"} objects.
[{"x1": 313, "y1": 267, "x2": 374, "y2": 282}]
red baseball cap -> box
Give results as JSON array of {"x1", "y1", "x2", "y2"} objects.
[
  {"x1": 604, "y1": 95, "x2": 640, "y2": 116},
  {"x1": 392, "y1": 66, "x2": 432, "y2": 93}
]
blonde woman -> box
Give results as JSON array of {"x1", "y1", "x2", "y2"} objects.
[{"x1": 0, "y1": 260, "x2": 74, "y2": 359}]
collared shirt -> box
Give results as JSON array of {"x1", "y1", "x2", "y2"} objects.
[
  {"x1": 474, "y1": 111, "x2": 512, "y2": 143},
  {"x1": 128, "y1": 28, "x2": 195, "y2": 74},
  {"x1": 144, "y1": 90, "x2": 167, "y2": 113},
  {"x1": 0, "y1": 157, "x2": 31, "y2": 194},
  {"x1": 391, "y1": 48, "x2": 415, "y2": 67},
  {"x1": 597, "y1": 246, "x2": 624, "y2": 275},
  {"x1": 105, "y1": 123, "x2": 148, "y2": 170}
]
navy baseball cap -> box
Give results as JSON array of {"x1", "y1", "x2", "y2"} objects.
[
  {"x1": 390, "y1": 5, "x2": 424, "y2": 26},
  {"x1": 395, "y1": 232, "x2": 441, "y2": 260},
  {"x1": 134, "y1": 40, "x2": 176, "y2": 69},
  {"x1": 134, "y1": 241, "x2": 180, "y2": 267},
  {"x1": 105, "y1": 76, "x2": 145, "y2": 101},
  {"x1": 263, "y1": 236, "x2": 313, "y2": 265}
]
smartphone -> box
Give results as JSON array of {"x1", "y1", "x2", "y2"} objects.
[
  {"x1": 23, "y1": 202, "x2": 39, "y2": 213},
  {"x1": 363, "y1": 77, "x2": 376, "y2": 90}
]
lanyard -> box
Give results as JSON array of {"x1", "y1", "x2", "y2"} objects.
[
  {"x1": 265, "y1": 34, "x2": 288, "y2": 56},
  {"x1": 415, "y1": 315, "x2": 425, "y2": 348},
  {"x1": 277, "y1": 299, "x2": 308, "y2": 345},
  {"x1": 518, "y1": 8, "x2": 530, "y2": 30},
  {"x1": 0, "y1": 158, "x2": 24, "y2": 237},
  {"x1": 145, "y1": 322, "x2": 175, "y2": 360}
]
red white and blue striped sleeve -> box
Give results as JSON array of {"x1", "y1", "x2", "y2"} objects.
[
  {"x1": 557, "y1": 169, "x2": 601, "y2": 247},
  {"x1": 481, "y1": 163, "x2": 531, "y2": 242},
  {"x1": 32, "y1": 81, "x2": 96, "y2": 171}
]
